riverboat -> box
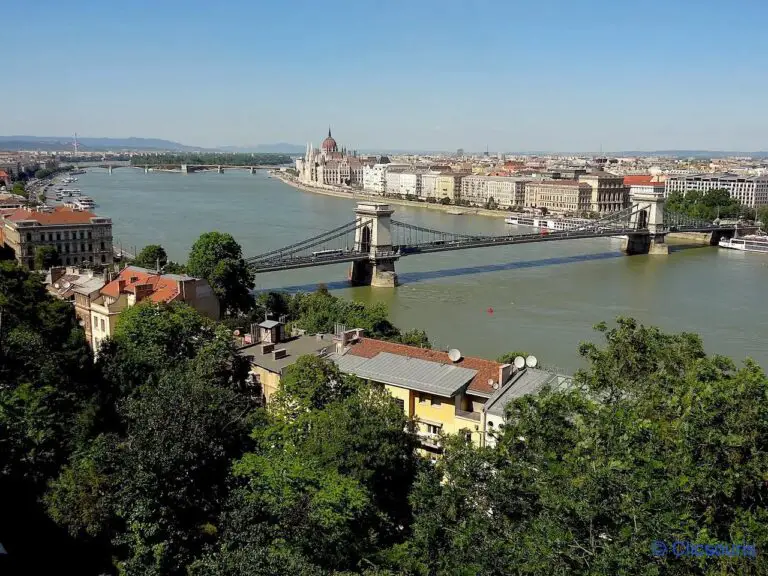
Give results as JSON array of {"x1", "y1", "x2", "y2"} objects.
[{"x1": 718, "y1": 234, "x2": 768, "y2": 253}]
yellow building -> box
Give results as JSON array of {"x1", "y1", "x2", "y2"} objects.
[
  {"x1": 240, "y1": 326, "x2": 338, "y2": 405},
  {"x1": 330, "y1": 334, "x2": 515, "y2": 454},
  {"x1": 89, "y1": 265, "x2": 220, "y2": 353}
]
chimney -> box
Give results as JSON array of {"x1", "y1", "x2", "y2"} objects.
[
  {"x1": 133, "y1": 283, "x2": 153, "y2": 303},
  {"x1": 50, "y1": 266, "x2": 66, "y2": 284},
  {"x1": 499, "y1": 363, "x2": 513, "y2": 386},
  {"x1": 272, "y1": 348, "x2": 287, "y2": 360},
  {"x1": 117, "y1": 279, "x2": 126, "y2": 293},
  {"x1": 261, "y1": 343, "x2": 275, "y2": 355}
]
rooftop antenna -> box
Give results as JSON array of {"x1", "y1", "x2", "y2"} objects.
[{"x1": 73, "y1": 132, "x2": 79, "y2": 155}]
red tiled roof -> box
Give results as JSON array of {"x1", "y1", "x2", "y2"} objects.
[
  {"x1": 0, "y1": 170, "x2": 9, "y2": 178},
  {"x1": 100, "y1": 267, "x2": 180, "y2": 303},
  {"x1": 7, "y1": 206, "x2": 98, "y2": 225},
  {"x1": 346, "y1": 337, "x2": 504, "y2": 395},
  {"x1": 623, "y1": 175, "x2": 655, "y2": 185}
]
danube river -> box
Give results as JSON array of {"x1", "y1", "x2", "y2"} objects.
[{"x1": 74, "y1": 168, "x2": 768, "y2": 372}]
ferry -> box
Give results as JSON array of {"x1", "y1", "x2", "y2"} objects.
[
  {"x1": 60, "y1": 188, "x2": 81, "y2": 196},
  {"x1": 505, "y1": 215, "x2": 593, "y2": 232},
  {"x1": 61, "y1": 176, "x2": 78, "y2": 184},
  {"x1": 718, "y1": 234, "x2": 768, "y2": 254}
]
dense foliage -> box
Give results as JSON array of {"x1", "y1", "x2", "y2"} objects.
[
  {"x1": 666, "y1": 188, "x2": 755, "y2": 221},
  {"x1": 186, "y1": 232, "x2": 255, "y2": 316},
  {"x1": 250, "y1": 286, "x2": 432, "y2": 348},
  {"x1": 2, "y1": 263, "x2": 767, "y2": 575},
  {"x1": 130, "y1": 153, "x2": 293, "y2": 167}
]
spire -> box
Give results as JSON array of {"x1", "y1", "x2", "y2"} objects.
[{"x1": 328, "y1": 126, "x2": 332, "y2": 138}]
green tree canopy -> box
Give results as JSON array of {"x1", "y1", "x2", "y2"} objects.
[
  {"x1": 402, "y1": 318, "x2": 768, "y2": 575},
  {"x1": 186, "y1": 232, "x2": 254, "y2": 316},
  {"x1": 133, "y1": 244, "x2": 168, "y2": 270},
  {"x1": 34, "y1": 245, "x2": 60, "y2": 270}
]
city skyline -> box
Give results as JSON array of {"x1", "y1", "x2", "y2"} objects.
[{"x1": 5, "y1": 0, "x2": 768, "y2": 151}]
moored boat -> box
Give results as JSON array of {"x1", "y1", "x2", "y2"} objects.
[{"x1": 719, "y1": 234, "x2": 768, "y2": 253}]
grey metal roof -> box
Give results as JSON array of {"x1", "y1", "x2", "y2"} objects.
[
  {"x1": 241, "y1": 334, "x2": 335, "y2": 374},
  {"x1": 259, "y1": 320, "x2": 280, "y2": 329},
  {"x1": 332, "y1": 353, "x2": 370, "y2": 374},
  {"x1": 338, "y1": 352, "x2": 477, "y2": 397},
  {"x1": 486, "y1": 368, "x2": 572, "y2": 417}
]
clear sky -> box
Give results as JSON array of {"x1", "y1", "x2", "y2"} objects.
[{"x1": 4, "y1": 0, "x2": 767, "y2": 152}]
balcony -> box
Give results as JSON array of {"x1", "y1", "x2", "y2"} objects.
[
  {"x1": 455, "y1": 408, "x2": 481, "y2": 422},
  {"x1": 416, "y1": 431, "x2": 441, "y2": 449}
]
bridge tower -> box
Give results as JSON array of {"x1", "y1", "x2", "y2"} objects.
[
  {"x1": 349, "y1": 203, "x2": 399, "y2": 287},
  {"x1": 108, "y1": 165, "x2": 113, "y2": 175},
  {"x1": 623, "y1": 187, "x2": 669, "y2": 255}
]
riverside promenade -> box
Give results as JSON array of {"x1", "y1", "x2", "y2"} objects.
[{"x1": 270, "y1": 171, "x2": 509, "y2": 220}]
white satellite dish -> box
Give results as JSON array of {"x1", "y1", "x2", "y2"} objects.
[
  {"x1": 513, "y1": 356, "x2": 526, "y2": 370},
  {"x1": 448, "y1": 349, "x2": 462, "y2": 362},
  {"x1": 492, "y1": 382, "x2": 499, "y2": 390},
  {"x1": 525, "y1": 355, "x2": 538, "y2": 368}
]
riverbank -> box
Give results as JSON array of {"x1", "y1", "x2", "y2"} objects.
[{"x1": 270, "y1": 171, "x2": 509, "y2": 219}]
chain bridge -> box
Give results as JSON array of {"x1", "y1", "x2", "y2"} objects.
[{"x1": 245, "y1": 190, "x2": 753, "y2": 287}]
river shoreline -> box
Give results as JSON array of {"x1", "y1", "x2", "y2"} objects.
[{"x1": 269, "y1": 171, "x2": 509, "y2": 219}]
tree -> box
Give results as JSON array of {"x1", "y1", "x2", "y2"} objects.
[
  {"x1": 133, "y1": 244, "x2": 168, "y2": 270},
  {"x1": 34, "y1": 245, "x2": 60, "y2": 270},
  {"x1": 757, "y1": 206, "x2": 768, "y2": 229},
  {"x1": 186, "y1": 232, "x2": 254, "y2": 316},
  {"x1": 439, "y1": 197, "x2": 451, "y2": 205},
  {"x1": 497, "y1": 350, "x2": 531, "y2": 364},
  {"x1": 403, "y1": 317, "x2": 768, "y2": 575}
]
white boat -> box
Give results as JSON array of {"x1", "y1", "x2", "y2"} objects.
[
  {"x1": 60, "y1": 188, "x2": 81, "y2": 196},
  {"x1": 719, "y1": 234, "x2": 768, "y2": 253},
  {"x1": 504, "y1": 216, "x2": 519, "y2": 225}
]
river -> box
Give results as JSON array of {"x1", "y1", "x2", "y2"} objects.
[{"x1": 71, "y1": 168, "x2": 768, "y2": 372}]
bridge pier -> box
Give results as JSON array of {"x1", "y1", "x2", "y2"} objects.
[
  {"x1": 250, "y1": 166, "x2": 255, "y2": 174},
  {"x1": 217, "y1": 165, "x2": 223, "y2": 174},
  {"x1": 180, "y1": 164, "x2": 188, "y2": 174},
  {"x1": 348, "y1": 203, "x2": 399, "y2": 287},
  {"x1": 108, "y1": 165, "x2": 113, "y2": 175},
  {"x1": 623, "y1": 187, "x2": 669, "y2": 255}
]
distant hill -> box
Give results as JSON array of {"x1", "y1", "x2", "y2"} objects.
[
  {"x1": 0, "y1": 136, "x2": 207, "y2": 152},
  {"x1": 218, "y1": 143, "x2": 306, "y2": 154}
]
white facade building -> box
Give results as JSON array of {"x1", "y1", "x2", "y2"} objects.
[
  {"x1": 363, "y1": 163, "x2": 411, "y2": 195},
  {"x1": 664, "y1": 173, "x2": 768, "y2": 208},
  {"x1": 460, "y1": 175, "x2": 528, "y2": 208}
]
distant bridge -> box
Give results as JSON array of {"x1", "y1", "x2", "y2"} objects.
[
  {"x1": 244, "y1": 191, "x2": 757, "y2": 287},
  {"x1": 92, "y1": 163, "x2": 287, "y2": 174}
]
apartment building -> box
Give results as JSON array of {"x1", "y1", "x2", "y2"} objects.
[
  {"x1": 46, "y1": 266, "x2": 108, "y2": 346},
  {"x1": 578, "y1": 171, "x2": 628, "y2": 213},
  {"x1": 362, "y1": 163, "x2": 410, "y2": 195},
  {"x1": 664, "y1": 173, "x2": 768, "y2": 207},
  {"x1": 459, "y1": 176, "x2": 527, "y2": 208},
  {"x1": 0, "y1": 206, "x2": 113, "y2": 269},
  {"x1": 524, "y1": 180, "x2": 593, "y2": 214},
  {"x1": 89, "y1": 266, "x2": 220, "y2": 352}
]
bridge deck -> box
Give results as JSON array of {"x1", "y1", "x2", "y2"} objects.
[{"x1": 248, "y1": 225, "x2": 737, "y2": 273}]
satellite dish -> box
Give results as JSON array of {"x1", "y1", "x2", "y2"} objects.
[
  {"x1": 448, "y1": 349, "x2": 462, "y2": 362},
  {"x1": 525, "y1": 355, "x2": 538, "y2": 368},
  {"x1": 513, "y1": 356, "x2": 526, "y2": 370},
  {"x1": 492, "y1": 382, "x2": 499, "y2": 390},
  {"x1": 234, "y1": 329, "x2": 241, "y2": 336}
]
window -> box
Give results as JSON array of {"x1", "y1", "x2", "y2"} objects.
[
  {"x1": 100, "y1": 318, "x2": 105, "y2": 331},
  {"x1": 65, "y1": 257, "x2": 70, "y2": 265},
  {"x1": 48, "y1": 233, "x2": 53, "y2": 241},
  {"x1": 63, "y1": 231, "x2": 69, "y2": 240},
  {"x1": 100, "y1": 254, "x2": 105, "y2": 263},
  {"x1": 88, "y1": 243, "x2": 92, "y2": 252},
  {"x1": 26, "y1": 233, "x2": 31, "y2": 241},
  {"x1": 88, "y1": 231, "x2": 92, "y2": 239},
  {"x1": 394, "y1": 398, "x2": 405, "y2": 412},
  {"x1": 81, "y1": 243, "x2": 85, "y2": 252},
  {"x1": 56, "y1": 232, "x2": 60, "y2": 240},
  {"x1": 93, "y1": 316, "x2": 98, "y2": 329},
  {"x1": 464, "y1": 432, "x2": 472, "y2": 443},
  {"x1": 80, "y1": 231, "x2": 85, "y2": 239},
  {"x1": 430, "y1": 397, "x2": 441, "y2": 407},
  {"x1": 425, "y1": 424, "x2": 441, "y2": 435},
  {"x1": 100, "y1": 242, "x2": 105, "y2": 250},
  {"x1": 420, "y1": 394, "x2": 429, "y2": 404}
]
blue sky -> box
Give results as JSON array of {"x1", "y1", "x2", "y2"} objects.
[{"x1": 4, "y1": 0, "x2": 767, "y2": 151}]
